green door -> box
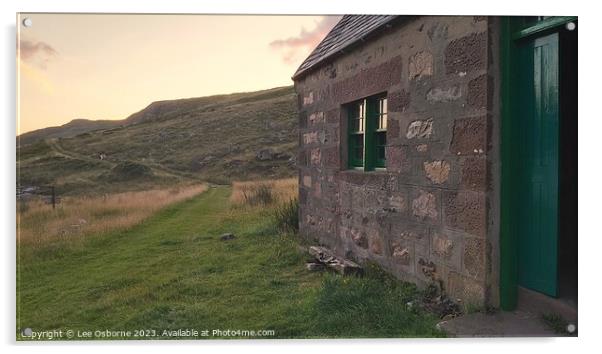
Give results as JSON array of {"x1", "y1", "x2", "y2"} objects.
[{"x1": 515, "y1": 33, "x2": 559, "y2": 297}]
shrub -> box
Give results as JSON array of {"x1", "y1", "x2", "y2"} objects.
[
  {"x1": 242, "y1": 183, "x2": 274, "y2": 206},
  {"x1": 274, "y1": 198, "x2": 299, "y2": 233}
]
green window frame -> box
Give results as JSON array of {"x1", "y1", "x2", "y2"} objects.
[{"x1": 346, "y1": 94, "x2": 387, "y2": 171}]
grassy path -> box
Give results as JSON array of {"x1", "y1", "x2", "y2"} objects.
[{"x1": 17, "y1": 187, "x2": 443, "y2": 339}]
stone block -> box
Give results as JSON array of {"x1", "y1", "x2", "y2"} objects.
[
  {"x1": 298, "y1": 150, "x2": 308, "y2": 167},
  {"x1": 412, "y1": 190, "x2": 438, "y2": 221},
  {"x1": 299, "y1": 111, "x2": 307, "y2": 128},
  {"x1": 450, "y1": 116, "x2": 486, "y2": 155},
  {"x1": 463, "y1": 237, "x2": 486, "y2": 279},
  {"x1": 406, "y1": 118, "x2": 433, "y2": 139},
  {"x1": 424, "y1": 160, "x2": 451, "y2": 184},
  {"x1": 303, "y1": 131, "x2": 318, "y2": 145},
  {"x1": 461, "y1": 156, "x2": 486, "y2": 190},
  {"x1": 310, "y1": 148, "x2": 321, "y2": 166},
  {"x1": 368, "y1": 229, "x2": 384, "y2": 255},
  {"x1": 426, "y1": 86, "x2": 462, "y2": 103},
  {"x1": 387, "y1": 118, "x2": 400, "y2": 139},
  {"x1": 390, "y1": 238, "x2": 412, "y2": 266},
  {"x1": 331, "y1": 56, "x2": 402, "y2": 103},
  {"x1": 385, "y1": 145, "x2": 408, "y2": 173},
  {"x1": 325, "y1": 109, "x2": 340, "y2": 124},
  {"x1": 417, "y1": 257, "x2": 437, "y2": 280},
  {"x1": 387, "y1": 194, "x2": 407, "y2": 213},
  {"x1": 467, "y1": 74, "x2": 491, "y2": 109},
  {"x1": 447, "y1": 271, "x2": 485, "y2": 306},
  {"x1": 444, "y1": 32, "x2": 487, "y2": 74},
  {"x1": 302, "y1": 174, "x2": 312, "y2": 188},
  {"x1": 299, "y1": 187, "x2": 308, "y2": 205},
  {"x1": 409, "y1": 51, "x2": 433, "y2": 80},
  {"x1": 303, "y1": 91, "x2": 314, "y2": 106},
  {"x1": 443, "y1": 190, "x2": 486, "y2": 237},
  {"x1": 388, "y1": 90, "x2": 411, "y2": 112},
  {"x1": 350, "y1": 228, "x2": 368, "y2": 249},
  {"x1": 309, "y1": 111, "x2": 325, "y2": 125},
  {"x1": 430, "y1": 229, "x2": 463, "y2": 271},
  {"x1": 321, "y1": 146, "x2": 340, "y2": 169}
]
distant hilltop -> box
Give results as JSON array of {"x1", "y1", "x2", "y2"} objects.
[{"x1": 17, "y1": 86, "x2": 298, "y2": 195}]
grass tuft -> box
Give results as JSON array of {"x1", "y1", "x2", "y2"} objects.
[
  {"x1": 273, "y1": 198, "x2": 299, "y2": 233},
  {"x1": 230, "y1": 178, "x2": 297, "y2": 207},
  {"x1": 541, "y1": 313, "x2": 571, "y2": 334}
]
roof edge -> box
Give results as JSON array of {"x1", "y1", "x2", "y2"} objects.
[{"x1": 292, "y1": 15, "x2": 406, "y2": 81}]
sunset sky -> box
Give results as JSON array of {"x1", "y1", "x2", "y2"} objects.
[{"x1": 17, "y1": 14, "x2": 340, "y2": 134}]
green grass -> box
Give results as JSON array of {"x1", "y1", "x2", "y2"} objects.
[
  {"x1": 541, "y1": 313, "x2": 571, "y2": 335},
  {"x1": 17, "y1": 187, "x2": 444, "y2": 340}
]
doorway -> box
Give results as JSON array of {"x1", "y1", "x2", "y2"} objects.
[{"x1": 500, "y1": 16, "x2": 577, "y2": 310}]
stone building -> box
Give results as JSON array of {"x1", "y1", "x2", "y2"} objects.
[{"x1": 292, "y1": 15, "x2": 577, "y2": 312}]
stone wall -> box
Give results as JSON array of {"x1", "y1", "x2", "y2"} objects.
[{"x1": 294, "y1": 16, "x2": 497, "y2": 308}]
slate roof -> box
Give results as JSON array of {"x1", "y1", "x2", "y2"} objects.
[{"x1": 292, "y1": 15, "x2": 401, "y2": 80}]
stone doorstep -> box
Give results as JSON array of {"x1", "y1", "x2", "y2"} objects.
[
  {"x1": 438, "y1": 288, "x2": 578, "y2": 337},
  {"x1": 518, "y1": 287, "x2": 577, "y2": 324},
  {"x1": 437, "y1": 311, "x2": 560, "y2": 337},
  {"x1": 308, "y1": 246, "x2": 363, "y2": 276}
]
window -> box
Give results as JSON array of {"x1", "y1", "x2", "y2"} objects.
[
  {"x1": 348, "y1": 100, "x2": 365, "y2": 167},
  {"x1": 346, "y1": 94, "x2": 387, "y2": 170}
]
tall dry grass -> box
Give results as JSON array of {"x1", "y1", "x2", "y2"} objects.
[
  {"x1": 17, "y1": 184, "x2": 207, "y2": 248},
  {"x1": 230, "y1": 178, "x2": 297, "y2": 207}
]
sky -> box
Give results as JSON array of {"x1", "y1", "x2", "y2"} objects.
[{"x1": 17, "y1": 14, "x2": 341, "y2": 134}]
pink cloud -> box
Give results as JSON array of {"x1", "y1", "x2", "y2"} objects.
[
  {"x1": 270, "y1": 16, "x2": 341, "y2": 65},
  {"x1": 19, "y1": 40, "x2": 58, "y2": 69}
]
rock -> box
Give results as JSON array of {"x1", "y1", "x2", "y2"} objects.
[
  {"x1": 412, "y1": 190, "x2": 438, "y2": 220},
  {"x1": 255, "y1": 148, "x2": 275, "y2": 161},
  {"x1": 409, "y1": 51, "x2": 433, "y2": 80},
  {"x1": 426, "y1": 86, "x2": 462, "y2": 103},
  {"x1": 406, "y1": 119, "x2": 433, "y2": 139},
  {"x1": 219, "y1": 233, "x2": 236, "y2": 241},
  {"x1": 305, "y1": 262, "x2": 325, "y2": 271},
  {"x1": 424, "y1": 160, "x2": 451, "y2": 184},
  {"x1": 274, "y1": 152, "x2": 292, "y2": 160},
  {"x1": 308, "y1": 246, "x2": 363, "y2": 276}
]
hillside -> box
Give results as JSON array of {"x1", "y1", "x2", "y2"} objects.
[
  {"x1": 17, "y1": 86, "x2": 298, "y2": 195},
  {"x1": 18, "y1": 119, "x2": 123, "y2": 146}
]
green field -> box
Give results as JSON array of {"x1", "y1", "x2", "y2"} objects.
[{"x1": 17, "y1": 187, "x2": 444, "y2": 340}]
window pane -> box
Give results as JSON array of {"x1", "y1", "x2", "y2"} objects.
[
  {"x1": 352, "y1": 134, "x2": 364, "y2": 163},
  {"x1": 378, "y1": 98, "x2": 387, "y2": 130},
  {"x1": 350, "y1": 101, "x2": 365, "y2": 133},
  {"x1": 359, "y1": 101, "x2": 365, "y2": 118},
  {"x1": 376, "y1": 131, "x2": 386, "y2": 162}
]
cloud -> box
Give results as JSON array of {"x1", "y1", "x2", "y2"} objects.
[
  {"x1": 19, "y1": 40, "x2": 58, "y2": 69},
  {"x1": 270, "y1": 16, "x2": 341, "y2": 65}
]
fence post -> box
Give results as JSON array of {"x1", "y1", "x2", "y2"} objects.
[{"x1": 51, "y1": 185, "x2": 56, "y2": 210}]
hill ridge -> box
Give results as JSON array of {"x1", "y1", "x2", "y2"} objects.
[{"x1": 17, "y1": 85, "x2": 298, "y2": 195}]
